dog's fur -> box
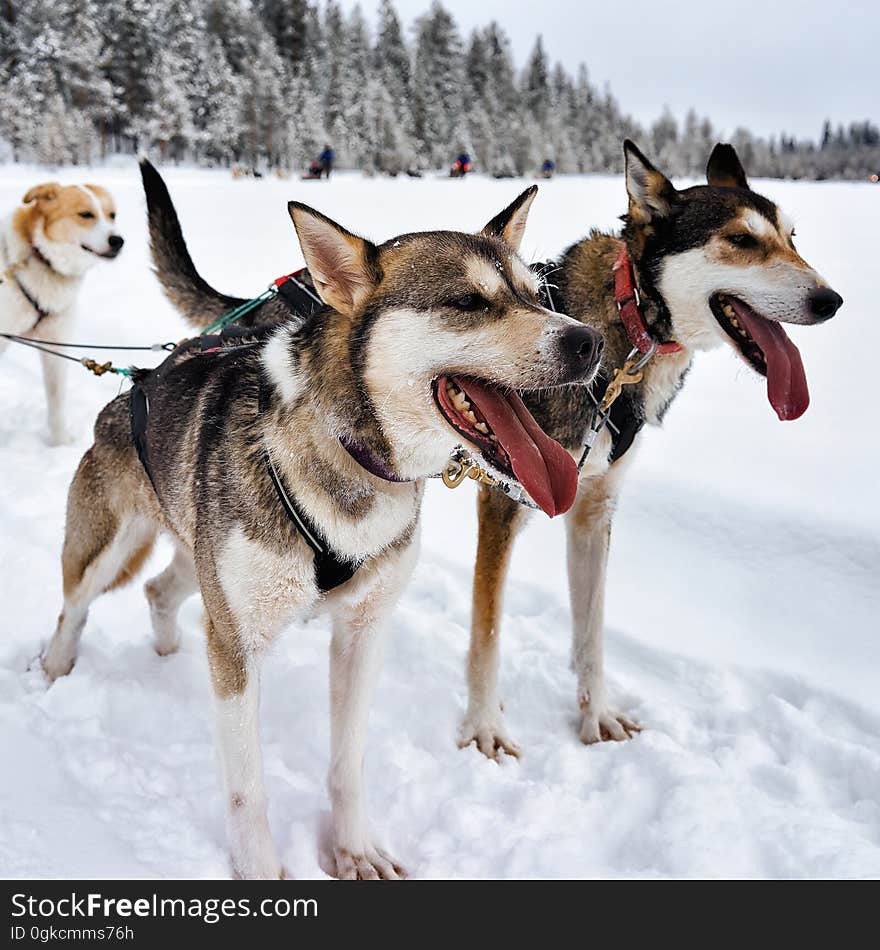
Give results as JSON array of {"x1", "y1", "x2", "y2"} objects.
[
  {"x1": 42, "y1": 164, "x2": 602, "y2": 879},
  {"x1": 0, "y1": 183, "x2": 123, "y2": 444},
  {"x1": 460, "y1": 141, "x2": 843, "y2": 757}
]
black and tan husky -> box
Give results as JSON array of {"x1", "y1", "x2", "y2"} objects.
[
  {"x1": 42, "y1": 162, "x2": 602, "y2": 879},
  {"x1": 460, "y1": 141, "x2": 843, "y2": 758}
]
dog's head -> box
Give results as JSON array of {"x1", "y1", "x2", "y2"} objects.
[
  {"x1": 287, "y1": 188, "x2": 603, "y2": 516},
  {"x1": 622, "y1": 140, "x2": 842, "y2": 420},
  {"x1": 21, "y1": 182, "x2": 124, "y2": 276}
]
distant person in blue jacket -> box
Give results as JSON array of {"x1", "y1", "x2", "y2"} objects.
[
  {"x1": 319, "y1": 144, "x2": 335, "y2": 178},
  {"x1": 541, "y1": 159, "x2": 556, "y2": 179},
  {"x1": 450, "y1": 153, "x2": 472, "y2": 178}
]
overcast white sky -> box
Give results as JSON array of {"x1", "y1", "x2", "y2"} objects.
[{"x1": 343, "y1": 0, "x2": 877, "y2": 139}]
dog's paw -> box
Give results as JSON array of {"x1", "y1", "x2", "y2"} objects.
[
  {"x1": 40, "y1": 651, "x2": 75, "y2": 683},
  {"x1": 457, "y1": 713, "x2": 521, "y2": 761},
  {"x1": 46, "y1": 428, "x2": 76, "y2": 447},
  {"x1": 578, "y1": 705, "x2": 641, "y2": 745},
  {"x1": 230, "y1": 839, "x2": 284, "y2": 880},
  {"x1": 232, "y1": 860, "x2": 285, "y2": 881},
  {"x1": 333, "y1": 846, "x2": 406, "y2": 881},
  {"x1": 152, "y1": 630, "x2": 181, "y2": 657}
]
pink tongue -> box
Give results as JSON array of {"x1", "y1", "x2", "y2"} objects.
[
  {"x1": 729, "y1": 299, "x2": 810, "y2": 421},
  {"x1": 453, "y1": 377, "x2": 578, "y2": 517}
]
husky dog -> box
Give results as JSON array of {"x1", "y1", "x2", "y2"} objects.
[
  {"x1": 42, "y1": 162, "x2": 602, "y2": 879},
  {"x1": 0, "y1": 183, "x2": 124, "y2": 444},
  {"x1": 460, "y1": 141, "x2": 843, "y2": 758}
]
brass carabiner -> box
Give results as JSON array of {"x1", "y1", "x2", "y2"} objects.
[
  {"x1": 442, "y1": 457, "x2": 475, "y2": 489},
  {"x1": 598, "y1": 358, "x2": 644, "y2": 414},
  {"x1": 441, "y1": 453, "x2": 501, "y2": 491}
]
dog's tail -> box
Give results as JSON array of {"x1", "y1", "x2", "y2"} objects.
[{"x1": 139, "y1": 158, "x2": 250, "y2": 329}]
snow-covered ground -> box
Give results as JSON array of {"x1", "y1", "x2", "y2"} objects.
[{"x1": 1, "y1": 166, "x2": 878, "y2": 879}]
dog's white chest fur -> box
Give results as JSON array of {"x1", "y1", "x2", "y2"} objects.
[{"x1": 0, "y1": 217, "x2": 82, "y2": 327}]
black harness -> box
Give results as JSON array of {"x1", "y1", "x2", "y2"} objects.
[
  {"x1": 129, "y1": 327, "x2": 359, "y2": 594},
  {"x1": 1, "y1": 240, "x2": 53, "y2": 327},
  {"x1": 12, "y1": 275, "x2": 51, "y2": 325},
  {"x1": 257, "y1": 378, "x2": 359, "y2": 591},
  {"x1": 538, "y1": 263, "x2": 643, "y2": 464}
]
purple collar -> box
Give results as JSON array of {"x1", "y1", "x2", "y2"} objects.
[{"x1": 339, "y1": 437, "x2": 411, "y2": 483}]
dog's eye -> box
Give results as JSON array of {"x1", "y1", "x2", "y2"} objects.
[
  {"x1": 450, "y1": 293, "x2": 488, "y2": 312},
  {"x1": 726, "y1": 232, "x2": 758, "y2": 249},
  {"x1": 78, "y1": 211, "x2": 95, "y2": 220},
  {"x1": 109, "y1": 212, "x2": 116, "y2": 221}
]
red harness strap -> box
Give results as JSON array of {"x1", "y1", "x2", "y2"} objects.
[
  {"x1": 273, "y1": 267, "x2": 308, "y2": 288},
  {"x1": 613, "y1": 245, "x2": 682, "y2": 354}
]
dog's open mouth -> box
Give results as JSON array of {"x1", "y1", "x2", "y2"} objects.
[
  {"x1": 433, "y1": 375, "x2": 578, "y2": 517},
  {"x1": 81, "y1": 245, "x2": 120, "y2": 259},
  {"x1": 710, "y1": 293, "x2": 809, "y2": 421}
]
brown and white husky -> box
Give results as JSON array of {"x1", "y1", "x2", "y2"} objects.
[{"x1": 41, "y1": 162, "x2": 602, "y2": 879}]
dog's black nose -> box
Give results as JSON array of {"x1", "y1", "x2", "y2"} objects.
[
  {"x1": 808, "y1": 287, "x2": 843, "y2": 321},
  {"x1": 108, "y1": 235, "x2": 124, "y2": 251},
  {"x1": 560, "y1": 324, "x2": 604, "y2": 376}
]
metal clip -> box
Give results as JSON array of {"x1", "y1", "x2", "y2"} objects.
[
  {"x1": 598, "y1": 359, "x2": 644, "y2": 414},
  {"x1": 81, "y1": 358, "x2": 114, "y2": 377},
  {"x1": 441, "y1": 451, "x2": 501, "y2": 491},
  {"x1": 441, "y1": 455, "x2": 475, "y2": 489}
]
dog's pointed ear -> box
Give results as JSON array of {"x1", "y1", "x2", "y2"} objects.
[
  {"x1": 624, "y1": 140, "x2": 676, "y2": 224},
  {"x1": 23, "y1": 182, "x2": 60, "y2": 205},
  {"x1": 287, "y1": 202, "x2": 379, "y2": 317},
  {"x1": 482, "y1": 185, "x2": 538, "y2": 251},
  {"x1": 706, "y1": 143, "x2": 749, "y2": 190}
]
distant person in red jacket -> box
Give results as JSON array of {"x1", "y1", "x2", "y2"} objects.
[{"x1": 450, "y1": 153, "x2": 472, "y2": 178}]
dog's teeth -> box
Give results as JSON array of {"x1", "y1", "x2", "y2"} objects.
[
  {"x1": 474, "y1": 420, "x2": 488, "y2": 433},
  {"x1": 489, "y1": 434, "x2": 497, "y2": 442}
]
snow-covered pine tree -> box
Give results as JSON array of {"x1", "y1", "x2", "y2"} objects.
[
  {"x1": 341, "y1": 5, "x2": 372, "y2": 168},
  {"x1": 523, "y1": 35, "x2": 550, "y2": 130},
  {"x1": 412, "y1": 1, "x2": 465, "y2": 168},
  {"x1": 480, "y1": 22, "x2": 519, "y2": 175},
  {"x1": 372, "y1": 0, "x2": 415, "y2": 170},
  {"x1": 190, "y1": 33, "x2": 242, "y2": 165},
  {"x1": 238, "y1": 33, "x2": 288, "y2": 170},
  {"x1": 545, "y1": 62, "x2": 578, "y2": 173},
  {"x1": 323, "y1": 0, "x2": 348, "y2": 163},
  {"x1": 98, "y1": 0, "x2": 164, "y2": 153},
  {"x1": 258, "y1": 0, "x2": 310, "y2": 77}
]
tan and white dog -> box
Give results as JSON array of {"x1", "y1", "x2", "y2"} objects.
[{"x1": 0, "y1": 182, "x2": 124, "y2": 444}]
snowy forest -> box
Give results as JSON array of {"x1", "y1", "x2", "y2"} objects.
[{"x1": 0, "y1": 0, "x2": 877, "y2": 180}]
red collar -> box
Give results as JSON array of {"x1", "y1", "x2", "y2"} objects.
[{"x1": 613, "y1": 245, "x2": 682, "y2": 354}]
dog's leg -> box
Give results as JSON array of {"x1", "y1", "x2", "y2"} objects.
[
  {"x1": 40, "y1": 349, "x2": 70, "y2": 446},
  {"x1": 144, "y1": 543, "x2": 197, "y2": 656},
  {"x1": 565, "y1": 473, "x2": 640, "y2": 744},
  {"x1": 206, "y1": 614, "x2": 282, "y2": 880},
  {"x1": 44, "y1": 456, "x2": 155, "y2": 680},
  {"x1": 459, "y1": 486, "x2": 527, "y2": 760},
  {"x1": 328, "y1": 596, "x2": 407, "y2": 880}
]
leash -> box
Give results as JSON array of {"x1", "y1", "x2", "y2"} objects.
[
  {"x1": 1, "y1": 333, "x2": 177, "y2": 378},
  {"x1": 200, "y1": 268, "x2": 322, "y2": 336}
]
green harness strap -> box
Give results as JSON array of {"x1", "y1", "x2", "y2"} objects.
[{"x1": 200, "y1": 287, "x2": 278, "y2": 336}]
